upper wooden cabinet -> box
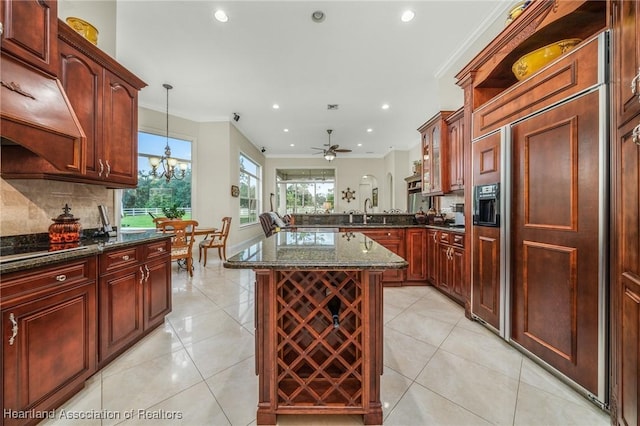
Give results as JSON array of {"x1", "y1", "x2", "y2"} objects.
[
  {"x1": 456, "y1": 1, "x2": 606, "y2": 110},
  {"x1": 0, "y1": 0, "x2": 58, "y2": 75},
  {"x1": 613, "y1": 0, "x2": 640, "y2": 127},
  {"x1": 418, "y1": 111, "x2": 453, "y2": 196},
  {"x1": 57, "y1": 22, "x2": 145, "y2": 187},
  {"x1": 446, "y1": 108, "x2": 465, "y2": 191},
  {"x1": 1, "y1": 19, "x2": 146, "y2": 187}
]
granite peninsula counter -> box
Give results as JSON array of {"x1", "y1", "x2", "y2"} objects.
[{"x1": 224, "y1": 230, "x2": 407, "y2": 425}]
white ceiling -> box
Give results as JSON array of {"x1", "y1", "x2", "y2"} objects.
[{"x1": 114, "y1": 1, "x2": 513, "y2": 159}]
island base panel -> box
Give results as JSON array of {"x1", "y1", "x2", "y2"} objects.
[{"x1": 255, "y1": 269, "x2": 383, "y2": 425}]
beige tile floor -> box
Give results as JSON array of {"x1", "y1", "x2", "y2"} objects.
[{"x1": 44, "y1": 258, "x2": 610, "y2": 426}]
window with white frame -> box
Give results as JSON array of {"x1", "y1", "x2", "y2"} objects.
[
  {"x1": 240, "y1": 153, "x2": 261, "y2": 225},
  {"x1": 121, "y1": 131, "x2": 192, "y2": 228}
]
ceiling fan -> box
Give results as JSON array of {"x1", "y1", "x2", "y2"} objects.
[{"x1": 312, "y1": 129, "x2": 352, "y2": 161}]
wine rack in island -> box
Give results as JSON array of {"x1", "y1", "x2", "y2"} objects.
[{"x1": 254, "y1": 269, "x2": 383, "y2": 425}]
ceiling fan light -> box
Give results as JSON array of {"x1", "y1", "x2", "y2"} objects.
[{"x1": 324, "y1": 151, "x2": 336, "y2": 161}]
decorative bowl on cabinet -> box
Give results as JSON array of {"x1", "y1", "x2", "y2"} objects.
[
  {"x1": 512, "y1": 38, "x2": 582, "y2": 81},
  {"x1": 66, "y1": 17, "x2": 99, "y2": 45}
]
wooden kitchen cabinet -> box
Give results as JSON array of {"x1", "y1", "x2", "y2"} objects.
[
  {"x1": 98, "y1": 239, "x2": 171, "y2": 364},
  {"x1": 426, "y1": 229, "x2": 438, "y2": 285},
  {"x1": 418, "y1": 111, "x2": 453, "y2": 195},
  {"x1": 611, "y1": 0, "x2": 640, "y2": 423},
  {"x1": 0, "y1": 0, "x2": 58, "y2": 75},
  {"x1": 1, "y1": 258, "x2": 97, "y2": 426},
  {"x1": 341, "y1": 228, "x2": 406, "y2": 285},
  {"x1": 405, "y1": 228, "x2": 426, "y2": 282},
  {"x1": 432, "y1": 230, "x2": 466, "y2": 305},
  {"x1": 446, "y1": 108, "x2": 465, "y2": 191},
  {"x1": 56, "y1": 22, "x2": 145, "y2": 187},
  {"x1": 360, "y1": 228, "x2": 405, "y2": 286}
]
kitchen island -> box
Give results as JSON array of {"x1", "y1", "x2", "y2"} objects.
[{"x1": 224, "y1": 230, "x2": 407, "y2": 425}]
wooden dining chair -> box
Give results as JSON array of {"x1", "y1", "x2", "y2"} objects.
[
  {"x1": 157, "y1": 219, "x2": 199, "y2": 276},
  {"x1": 199, "y1": 216, "x2": 232, "y2": 265}
]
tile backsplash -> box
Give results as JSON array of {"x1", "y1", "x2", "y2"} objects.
[{"x1": 1, "y1": 179, "x2": 114, "y2": 236}]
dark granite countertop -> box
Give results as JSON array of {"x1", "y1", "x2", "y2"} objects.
[
  {"x1": 291, "y1": 223, "x2": 466, "y2": 234},
  {"x1": 224, "y1": 231, "x2": 408, "y2": 270},
  {"x1": 0, "y1": 230, "x2": 170, "y2": 275}
]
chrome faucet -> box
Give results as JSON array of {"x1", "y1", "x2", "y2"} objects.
[{"x1": 363, "y1": 198, "x2": 373, "y2": 224}]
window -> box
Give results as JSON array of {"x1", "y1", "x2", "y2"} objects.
[
  {"x1": 121, "y1": 132, "x2": 192, "y2": 228},
  {"x1": 240, "y1": 153, "x2": 261, "y2": 225},
  {"x1": 276, "y1": 169, "x2": 335, "y2": 214}
]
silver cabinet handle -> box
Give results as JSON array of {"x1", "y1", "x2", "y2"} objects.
[
  {"x1": 139, "y1": 266, "x2": 144, "y2": 284},
  {"x1": 433, "y1": 233, "x2": 437, "y2": 242},
  {"x1": 98, "y1": 159, "x2": 104, "y2": 176},
  {"x1": 9, "y1": 313, "x2": 17, "y2": 345},
  {"x1": 105, "y1": 160, "x2": 111, "y2": 177},
  {"x1": 632, "y1": 67, "x2": 640, "y2": 98},
  {"x1": 144, "y1": 265, "x2": 150, "y2": 281},
  {"x1": 55, "y1": 274, "x2": 67, "y2": 282},
  {"x1": 122, "y1": 255, "x2": 130, "y2": 261},
  {"x1": 157, "y1": 247, "x2": 165, "y2": 252},
  {"x1": 633, "y1": 123, "x2": 640, "y2": 146}
]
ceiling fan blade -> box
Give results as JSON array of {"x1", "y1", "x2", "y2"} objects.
[
  {"x1": 334, "y1": 148, "x2": 352, "y2": 152},
  {"x1": 311, "y1": 147, "x2": 325, "y2": 150}
]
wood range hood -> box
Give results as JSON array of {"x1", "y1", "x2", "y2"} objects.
[{"x1": 1, "y1": 52, "x2": 86, "y2": 174}]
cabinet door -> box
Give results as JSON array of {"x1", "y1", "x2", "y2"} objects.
[
  {"x1": 102, "y1": 70, "x2": 138, "y2": 186},
  {"x1": 471, "y1": 227, "x2": 500, "y2": 329},
  {"x1": 379, "y1": 239, "x2": 404, "y2": 285},
  {"x1": 99, "y1": 266, "x2": 143, "y2": 363},
  {"x1": 613, "y1": 0, "x2": 640, "y2": 126},
  {"x1": 615, "y1": 116, "x2": 640, "y2": 426},
  {"x1": 450, "y1": 247, "x2": 465, "y2": 303},
  {"x1": 511, "y1": 90, "x2": 601, "y2": 394},
  {"x1": 421, "y1": 130, "x2": 432, "y2": 194},
  {"x1": 430, "y1": 123, "x2": 443, "y2": 194},
  {"x1": 426, "y1": 229, "x2": 439, "y2": 284},
  {"x1": 360, "y1": 229, "x2": 405, "y2": 285},
  {"x1": 448, "y1": 113, "x2": 465, "y2": 191},
  {"x1": 405, "y1": 228, "x2": 426, "y2": 282},
  {"x1": 0, "y1": 0, "x2": 58, "y2": 75},
  {"x1": 437, "y1": 244, "x2": 451, "y2": 293},
  {"x1": 3, "y1": 282, "x2": 96, "y2": 419},
  {"x1": 59, "y1": 39, "x2": 103, "y2": 179},
  {"x1": 143, "y1": 257, "x2": 172, "y2": 330}
]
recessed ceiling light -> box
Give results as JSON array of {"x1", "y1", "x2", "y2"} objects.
[
  {"x1": 311, "y1": 10, "x2": 325, "y2": 23},
  {"x1": 214, "y1": 10, "x2": 228, "y2": 22},
  {"x1": 284, "y1": 128, "x2": 289, "y2": 132},
  {"x1": 381, "y1": 103, "x2": 390, "y2": 110},
  {"x1": 290, "y1": 143, "x2": 295, "y2": 147},
  {"x1": 272, "y1": 104, "x2": 280, "y2": 109},
  {"x1": 401, "y1": 10, "x2": 415, "y2": 22},
  {"x1": 367, "y1": 128, "x2": 373, "y2": 133},
  {"x1": 357, "y1": 143, "x2": 363, "y2": 147}
]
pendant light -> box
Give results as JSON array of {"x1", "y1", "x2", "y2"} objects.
[{"x1": 148, "y1": 83, "x2": 187, "y2": 182}]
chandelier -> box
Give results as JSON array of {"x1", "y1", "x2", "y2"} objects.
[{"x1": 148, "y1": 83, "x2": 187, "y2": 182}]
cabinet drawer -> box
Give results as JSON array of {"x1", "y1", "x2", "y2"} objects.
[
  {"x1": 452, "y1": 233, "x2": 465, "y2": 248},
  {"x1": 144, "y1": 239, "x2": 171, "y2": 260},
  {"x1": 473, "y1": 35, "x2": 601, "y2": 138},
  {"x1": 100, "y1": 247, "x2": 140, "y2": 273},
  {"x1": 1, "y1": 258, "x2": 96, "y2": 306},
  {"x1": 439, "y1": 231, "x2": 450, "y2": 244},
  {"x1": 361, "y1": 228, "x2": 404, "y2": 240}
]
